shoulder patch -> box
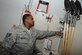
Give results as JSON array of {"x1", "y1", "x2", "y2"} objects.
[{"x1": 6, "y1": 33, "x2": 12, "y2": 37}]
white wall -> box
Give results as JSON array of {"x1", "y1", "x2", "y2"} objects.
[{"x1": 0, "y1": 0, "x2": 82, "y2": 55}]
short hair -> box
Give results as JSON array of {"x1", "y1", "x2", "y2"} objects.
[{"x1": 22, "y1": 14, "x2": 32, "y2": 23}]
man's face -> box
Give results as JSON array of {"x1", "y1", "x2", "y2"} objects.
[{"x1": 25, "y1": 16, "x2": 34, "y2": 27}]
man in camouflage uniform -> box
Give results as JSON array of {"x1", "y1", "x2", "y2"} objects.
[{"x1": 1, "y1": 14, "x2": 62, "y2": 55}]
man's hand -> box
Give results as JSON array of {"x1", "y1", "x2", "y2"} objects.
[{"x1": 55, "y1": 31, "x2": 63, "y2": 38}]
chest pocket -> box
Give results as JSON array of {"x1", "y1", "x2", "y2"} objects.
[
  {"x1": 15, "y1": 30, "x2": 37, "y2": 46},
  {"x1": 16, "y1": 32, "x2": 30, "y2": 44}
]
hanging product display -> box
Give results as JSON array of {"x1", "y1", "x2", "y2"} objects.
[
  {"x1": 24, "y1": 4, "x2": 31, "y2": 14},
  {"x1": 43, "y1": 14, "x2": 53, "y2": 52},
  {"x1": 64, "y1": 0, "x2": 71, "y2": 12},
  {"x1": 58, "y1": 0, "x2": 81, "y2": 55},
  {"x1": 75, "y1": 0, "x2": 82, "y2": 20},
  {"x1": 24, "y1": 0, "x2": 33, "y2": 14},
  {"x1": 75, "y1": 0, "x2": 82, "y2": 15},
  {"x1": 36, "y1": 0, "x2": 50, "y2": 14},
  {"x1": 70, "y1": 0, "x2": 77, "y2": 15}
]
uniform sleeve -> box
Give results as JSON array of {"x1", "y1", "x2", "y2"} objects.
[
  {"x1": 2, "y1": 28, "x2": 17, "y2": 54},
  {"x1": 35, "y1": 29, "x2": 56, "y2": 39},
  {"x1": 2, "y1": 33, "x2": 16, "y2": 49}
]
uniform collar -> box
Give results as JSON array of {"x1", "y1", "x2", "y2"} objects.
[
  {"x1": 21, "y1": 24, "x2": 30, "y2": 31},
  {"x1": 21, "y1": 24, "x2": 34, "y2": 35}
]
